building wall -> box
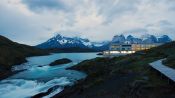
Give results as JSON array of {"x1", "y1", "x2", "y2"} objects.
[
  {"x1": 121, "y1": 45, "x2": 132, "y2": 51},
  {"x1": 110, "y1": 44, "x2": 132, "y2": 51},
  {"x1": 110, "y1": 44, "x2": 121, "y2": 51},
  {"x1": 110, "y1": 43, "x2": 162, "y2": 51},
  {"x1": 132, "y1": 43, "x2": 162, "y2": 51}
]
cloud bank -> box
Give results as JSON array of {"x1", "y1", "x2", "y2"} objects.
[{"x1": 0, "y1": 0, "x2": 175, "y2": 45}]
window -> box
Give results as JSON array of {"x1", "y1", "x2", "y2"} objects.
[{"x1": 116, "y1": 48, "x2": 120, "y2": 50}]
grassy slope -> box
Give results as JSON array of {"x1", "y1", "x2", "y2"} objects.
[
  {"x1": 163, "y1": 55, "x2": 175, "y2": 69},
  {"x1": 0, "y1": 35, "x2": 49, "y2": 70},
  {"x1": 55, "y1": 41, "x2": 175, "y2": 98}
]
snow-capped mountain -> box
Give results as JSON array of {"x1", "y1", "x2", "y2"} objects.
[
  {"x1": 112, "y1": 35, "x2": 125, "y2": 43},
  {"x1": 157, "y1": 35, "x2": 172, "y2": 43},
  {"x1": 140, "y1": 34, "x2": 172, "y2": 43},
  {"x1": 126, "y1": 35, "x2": 142, "y2": 44},
  {"x1": 92, "y1": 41, "x2": 110, "y2": 47},
  {"x1": 91, "y1": 41, "x2": 110, "y2": 51},
  {"x1": 111, "y1": 34, "x2": 172, "y2": 44},
  {"x1": 141, "y1": 34, "x2": 158, "y2": 43},
  {"x1": 37, "y1": 33, "x2": 172, "y2": 52},
  {"x1": 37, "y1": 34, "x2": 110, "y2": 51},
  {"x1": 37, "y1": 34, "x2": 91, "y2": 49}
]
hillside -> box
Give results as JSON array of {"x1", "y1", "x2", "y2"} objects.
[
  {"x1": 54, "y1": 41, "x2": 175, "y2": 98},
  {"x1": 0, "y1": 35, "x2": 49, "y2": 71}
]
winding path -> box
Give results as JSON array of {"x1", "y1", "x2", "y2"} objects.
[{"x1": 150, "y1": 59, "x2": 175, "y2": 82}]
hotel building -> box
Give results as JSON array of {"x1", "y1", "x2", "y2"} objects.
[{"x1": 103, "y1": 43, "x2": 162, "y2": 55}]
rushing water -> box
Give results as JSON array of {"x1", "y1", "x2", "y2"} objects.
[{"x1": 0, "y1": 53, "x2": 98, "y2": 98}]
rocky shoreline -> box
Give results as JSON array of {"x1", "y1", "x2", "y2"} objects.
[{"x1": 0, "y1": 51, "x2": 49, "y2": 80}]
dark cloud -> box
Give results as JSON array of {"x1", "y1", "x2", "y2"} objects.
[
  {"x1": 158, "y1": 20, "x2": 175, "y2": 34},
  {"x1": 158, "y1": 20, "x2": 172, "y2": 26},
  {"x1": 124, "y1": 28, "x2": 148, "y2": 33},
  {"x1": 0, "y1": 3, "x2": 50, "y2": 45},
  {"x1": 96, "y1": 0, "x2": 139, "y2": 24},
  {"x1": 22, "y1": 0, "x2": 68, "y2": 12},
  {"x1": 146, "y1": 20, "x2": 172, "y2": 29}
]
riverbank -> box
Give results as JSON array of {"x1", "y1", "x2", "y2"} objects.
[
  {"x1": 0, "y1": 35, "x2": 49, "y2": 80},
  {"x1": 0, "y1": 53, "x2": 98, "y2": 98},
  {"x1": 53, "y1": 42, "x2": 175, "y2": 98}
]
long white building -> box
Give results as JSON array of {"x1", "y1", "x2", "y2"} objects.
[{"x1": 103, "y1": 43, "x2": 162, "y2": 56}]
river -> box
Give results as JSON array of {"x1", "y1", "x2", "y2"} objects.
[{"x1": 0, "y1": 53, "x2": 99, "y2": 98}]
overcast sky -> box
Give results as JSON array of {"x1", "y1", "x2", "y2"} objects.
[{"x1": 0, "y1": 0, "x2": 175, "y2": 45}]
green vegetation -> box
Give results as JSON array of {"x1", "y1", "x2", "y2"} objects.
[
  {"x1": 0, "y1": 35, "x2": 49, "y2": 70},
  {"x1": 62, "y1": 41, "x2": 175, "y2": 98},
  {"x1": 163, "y1": 55, "x2": 175, "y2": 69},
  {"x1": 49, "y1": 58, "x2": 72, "y2": 66}
]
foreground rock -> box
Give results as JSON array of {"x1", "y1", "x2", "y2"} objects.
[
  {"x1": 32, "y1": 86, "x2": 60, "y2": 98},
  {"x1": 49, "y1": 58, "x2": 72, "y2": 66},
  {"x1": 96, "y1": 52, "x2": 103, "y2": 55}
]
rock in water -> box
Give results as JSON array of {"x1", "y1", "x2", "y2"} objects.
[{"x1": 49, "y1": 58, "x2": 72, "y2": 66}]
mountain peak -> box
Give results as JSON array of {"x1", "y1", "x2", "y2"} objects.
[
  {"x1": 37, "y1": 33, "x2": 109, "y2": 50},
  {"x1": 162, "y1": 35, "x2": 169, "y2": 38},
  {"x1": 158, "y1": 35, "x2": 172, "y2": 43},
  {"x1": 55, "y1": 34, "x2": 62, "y2": 39},
  {"x1": 119, "y1": 34, "x2": 125, "y2": 37},
  {"x1": 111, "y1": 34, "x2": 171, "y2": 44},
  {"x1": 127, "y1": 35, "x2": 134, "y2": 38},
  {"x1": 112, "y1": 34, "x2": 126, "y2": 43}
]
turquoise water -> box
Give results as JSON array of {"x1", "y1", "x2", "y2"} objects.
[{"x1": 0, "y1": 53, "x2": 99, "y2": 98}]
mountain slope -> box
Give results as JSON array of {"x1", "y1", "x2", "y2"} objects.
[
  {"x1": 157, "y1": 35, "x2": 172, "y2": 43},
  {"x1": 37, "y1": 34, "x2": 93, "y2": 49},
  {"x1": 37, "y1": 34, "x2": 110, "y2": 52},
  {"x1": 112, "y1": 35, "x2": 126, "y2": 43},
  {"x1": 0, "y1": 35, "x2": 48, "y2": 70},
  {"x1": 112, "y1": 34, "x2": 172, "y2": 44}
]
